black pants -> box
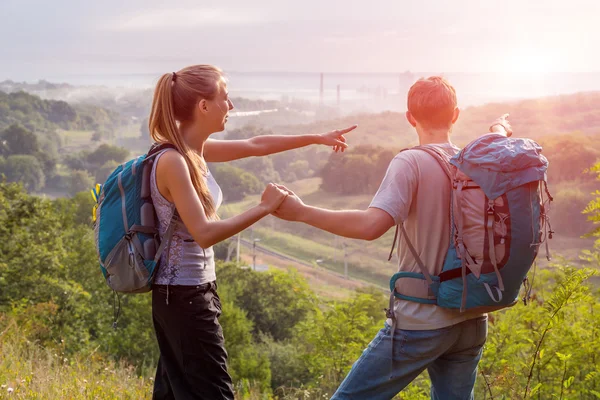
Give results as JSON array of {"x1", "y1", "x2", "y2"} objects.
[{"x1": 152, "y1": 282, "x2": 234, "y2": 400}]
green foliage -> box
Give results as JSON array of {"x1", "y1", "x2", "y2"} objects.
[
  {"x1": 232, "y1": 156, "x2": 281, "y2": 186},
  {"x1": 64, "y1": 150, "x2": 91, "y2": 171},
  {"x1": 0, "y1": 123, "x2": 39, "y2": 155},
  {"x1": 1, "y1": 155, "x2": 45, "y2": 191},
  {"x1": 226, "y1": 125, "x2": 274, "y2": 141},
  {"x1": 550, "y1": 184, "x2": 591, "y2": 237},
  {"x1": 53, "y1": 191, "x2": 96, "y2": 226},
  {"x1": 219, "y1": 299, "x2": 272, "y2": 393},
  {"x1": 211, "y1": 163, "x2": 262, "y2": 202},
  {"x1": 320, "y1": 144, "x2": 395, "y2": 195},
  {"x1": 217, "y1": 263, "x2": 317, "y2": 341},
  {"x1": 538, "y1": 133, "x2": 600, "y2": 185},
  {"x1": 86, "y1": 144, "x2": 129, "y2": 167},
  {"x1": 479, "y1": 265, "x2": 599, "y2": 399},
  {"x1": 293, "y1": 293, "x2": 383, "y2": 392},
  {"x1": 583, "y1": 162, "x2": 600, "y2": 241},
  {"x1": 0, "y1": 314, "x2": 153, "y2": 399},
  {"x1": 2, "y1": 154, "x2": 600, "y2": 399},
  {"x1": 259, "y1": 336, "x2": 312, "y2": 390},
  {"x1": 95, "y1": 160, "x2": 120, "y2": 184},
  {"x1": 68, "y1": 170, "x2": 95, "y2": 197},
  {"x1": 284, "y1": 159, "x2": 312, "y2": 182},
  {"x1": 0, "y1": 90, "x2": 126, "y2": 133},
  {"x1": 224, "y1": 125, "x2": 328, "y2": 189}
]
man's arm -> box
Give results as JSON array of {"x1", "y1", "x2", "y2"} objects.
[
  {"x1": 300, "y1": 206, "x2": 395, "y2": 240},
  {"x1": 273, "y1": 189, "x2": 395, "y2": 240},
  {"x1": 273, "y1": 153, "x2": 415, "y2": 240}
]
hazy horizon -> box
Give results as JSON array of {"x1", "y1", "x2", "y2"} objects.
[{"x1": 2, "y1": 0, "x2": 600, "y2": 82}]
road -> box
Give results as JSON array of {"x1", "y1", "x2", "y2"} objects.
[{"x1": 236, "y1": 238, "x2": 387, "y2": 296}]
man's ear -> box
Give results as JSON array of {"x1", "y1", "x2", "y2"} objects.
[
  {"x1": 451, "y1": 107, "x2": 460, "y2": 124},
  {"x1": 406, "y1": 111, "x2": 417, "y2": 128}
]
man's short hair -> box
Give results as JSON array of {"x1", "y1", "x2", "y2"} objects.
[{"x1": 407, "y1": 76, "x2": 457, "y2": 129}]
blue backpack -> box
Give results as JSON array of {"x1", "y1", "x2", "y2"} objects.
[
  {"x1": 386, "y1": 134, "x2": 553, "y2": 322},
  {"x1": 91, "y1": 143, "x2": 178, "y2": 296}
]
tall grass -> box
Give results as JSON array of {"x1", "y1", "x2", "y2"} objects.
[{"x1": 0, "y1": 318, "x2": 153, "y2": 399}]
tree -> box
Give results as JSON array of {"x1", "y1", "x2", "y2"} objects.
[
  {"x1": 47, "y1": 100, "x2": 77, "y2": 126},
  {"x1": 294, "y1": 293, "x2": 382, "y2": 391},
  {"x1": 231, "y1": 156, "x2": 280, "y2": 186},
  {"x1": 320, "y1": 145, "x2": 395, "y2": 195},
  {"x1": 91, "y1": 131, "x2": 102, "y2": 142},
  {"x1": 68, "y1": 170, "x2": 95, "y2": 197},
  {"x1": 95, "y1": 160, "x2": 119, "y2": 184},
  {"x1": 87, "y1": 144, "x2": 129, "y2": 167},
  {"x1": 285, "y1": 159, "x2": 312, "y2": 181},
  {"x1": 64, "y1": 151, "x2": 90, "y2": 171},
  {"x1": 34, "y1": 150, "x2": 58, "y2": 180},
  {"x1": 217, "y1": 264, "x2": 317, "y2": 341},
  {"x1": 225, "y1": 125, "x2": 273, "y2": 140},
  {"x1": 0, "y1": 124, "x2": 39, "y2": 155},
  {"x1": 219, "y1": 299, "x2": 272, "y2": 393},
  {"x1": 211, "y1": 164, "x2": 262, "y2": 202},
  {"x1": 2, "y1": 155, "x2": 45, "y2": 191},
  {"x1": 583, "y1": 162, "x2": 600, "y2": 243}
]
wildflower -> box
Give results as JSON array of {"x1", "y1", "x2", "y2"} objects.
[
  {"x1": 1, "y1": 385, "x2": 5, "y2": 389},
  {"x1": 7, "y1": 387, "x2": 14, "y2": 393},
  {"x1": 63, "y1": 358, "x2": 68, "y2": 363},
  {"x1": 83, "y1": 380, "x2": 88, "y2": 384}
]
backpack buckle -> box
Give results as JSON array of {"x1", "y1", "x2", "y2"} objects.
[{"x1": 487, "y1": 200, "x2": 495, "y2": 214}]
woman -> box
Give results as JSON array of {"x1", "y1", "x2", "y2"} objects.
[{"x1": 148, "y1": 64, "x2": 356, "y2": 399}]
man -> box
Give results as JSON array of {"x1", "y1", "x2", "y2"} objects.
[{"x1": 273, "y1": 76, "x2": 511, "y2": 399}]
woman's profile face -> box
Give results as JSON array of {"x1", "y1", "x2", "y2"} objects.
[{"x1": 203, "y1": 79, "x2": 234, "y2": 133}]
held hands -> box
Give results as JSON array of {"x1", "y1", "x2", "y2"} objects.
[
  {"x1": 489, "y1": 114, "x2": 513, "y2": 137},
  {"x1": 318, "y1": 125, "x2": 358, "y2": 153},
  {"x1": 260, "y1": 183, "x2": 289, "y2": 213},
  {"x1": 270, "y1": 184, "x2": 305, "y2": 221}
]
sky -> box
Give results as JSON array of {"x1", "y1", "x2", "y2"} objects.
[{"x1": 1, "y1": 0, "x2": 599, "y2": 81}]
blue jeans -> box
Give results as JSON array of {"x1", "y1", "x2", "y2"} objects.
[{"x1": 331, "y1": 316, "x2": 487, "y2": 400}]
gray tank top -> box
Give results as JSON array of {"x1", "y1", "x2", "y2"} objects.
[{"x1": 150, "y1": 149, "x2": 223, "y2": 286}]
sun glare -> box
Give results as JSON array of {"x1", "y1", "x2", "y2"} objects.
[{"x1": 500, "y1": 49, "x2": 557, "y2": 78}]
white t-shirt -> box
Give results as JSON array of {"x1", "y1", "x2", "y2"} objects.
[{"x1": 369, "y1": 143, "x2": 484, "y2": 330}]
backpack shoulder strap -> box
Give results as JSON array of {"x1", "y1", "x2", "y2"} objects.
[
  {"x1": 147, "y1": 142, "x2": 178, "y2": 158},
  {"x1": 386, "y1": 145, "x2": 455, "y2": 275},
  {"x1": 412, "y1": 145, "x2": 454, "y2": 181}
]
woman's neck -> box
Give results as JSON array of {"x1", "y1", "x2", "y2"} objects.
[{"x1": 180, "y1": 121, "x2": 211, "y2": 155}]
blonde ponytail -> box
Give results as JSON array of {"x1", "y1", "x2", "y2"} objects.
[{"x1": 149, "y1": 67, "x2": 221, "y2": 220}]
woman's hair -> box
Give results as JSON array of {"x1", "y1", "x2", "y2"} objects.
[{"x1": 149, "y1": 65, "x2": 224, "y2": 219}]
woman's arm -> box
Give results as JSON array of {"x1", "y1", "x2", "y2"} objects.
[
  {"x1": 203, "y1": 125, "x2": 357, "y2": 162},
  {"x1": 158, "y1": 151, "x2": 288, "y2": 248}
]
